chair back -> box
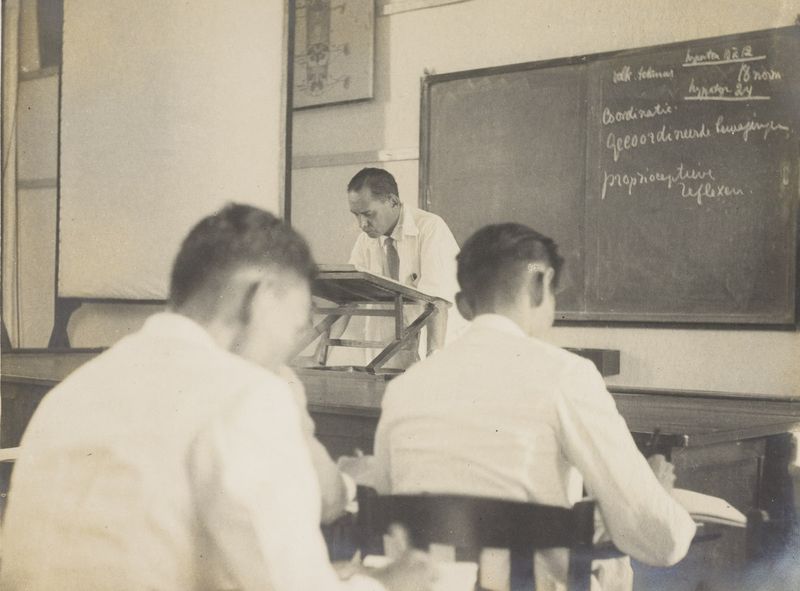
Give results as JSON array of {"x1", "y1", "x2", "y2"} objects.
[{"x1": 357, "y1": 487, "x2": 595, "y2": 591}]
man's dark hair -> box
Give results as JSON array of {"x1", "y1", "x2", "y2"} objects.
[
  {"x1": 347, "y1": 168, "x2": 399, "y2": 201},
  {"x1": 457, "y1": 223, "x2": 564, "y2": 308},
  {"x1": 169, "y1": 203, "x2": 317, "y2": 308}
]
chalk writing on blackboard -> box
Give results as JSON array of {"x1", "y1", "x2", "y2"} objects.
[
  {"x1": 739, "y1": 64, "x2": 782, "y2": 81},
  {"x1": 606, "y1": 124, "x2": 712, "y2": 162},
  {"x1": 587, "y1": 29, "x2": 798, "y2": 320},
  {"x1": 714, "y1": 116, "x2": 790, "y2": 141},
  {"x1": 601, "y1": 165, "x2": 746, "y2": 205},
  {"x1": 602, "y1": 103, "x2": 674, "y2": 125},
  {"x1": 613, "y1": 65, "x2": 675, "y2": 83},
  {"x1": 604, "y1": 114, "x2": 792, "y2": 161},
  {"x1": 685, "y1": 78, "x2": 769, "y2": 101},
  {"x1": 683, "y1": 45, "x2": 764, "y2": 66}
]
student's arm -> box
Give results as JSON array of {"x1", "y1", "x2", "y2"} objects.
[
  {"x1": 188, "y1": 383, "x2": 383, "y2": 591},
  {"x1": 370, "y1": 381, "x2": 398, "y2": 495},
  {"x1": 555, "y1": 360, "x2": 696, "y2": 566},
  {"x1": 308, "y1": 433, "x2": 351, "y2": 523},
  {"x1": 425, "y1": 303, "x2": 448, "y2": 355},
  {"x1": 280, "y1": 366, "x2": 351, "y2": 523}
]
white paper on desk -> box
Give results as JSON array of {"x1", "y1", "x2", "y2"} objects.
[
  {"x1": 363, "y1": 555, "x2": 478, "y2": 591},
  {"x1": 672, "y1": 488, "x2": 746, "y2": 527}
]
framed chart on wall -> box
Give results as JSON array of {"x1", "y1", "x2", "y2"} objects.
[{"x1": 293, "y1": 0, "x2": 375, "y2": 109}]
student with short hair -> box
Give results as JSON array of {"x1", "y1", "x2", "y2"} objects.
[
  {"x1": 1, "y1": 204, "x2": 433, "y2": 591},
  {"x1": 372, "y1": 222, "x2": 696, "y2": 591}
]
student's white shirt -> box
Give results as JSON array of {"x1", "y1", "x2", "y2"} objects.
[
  {"x1": 373, "y1": 314, "x2": 696, "y2": 591},
  {"x1": 343, "y1": 205, "x2": 465, "y2": 368},
  {"x1": 0, "y1": 312, "x2": 382, "y2": 591},
  {"x1": 278, "y1": 365, "x2": 356, "y2": 520}
]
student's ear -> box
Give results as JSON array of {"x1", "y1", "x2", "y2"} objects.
[
  {"x1": 543, "y1": 267, "x2": 555, "y2": 295},
  {"x1": 455, "y1": 292, "x2": 475, "y2": 321},
  {"x1": 527, "y1": 272, "x2": 544, "y2": 307},
  {"x1": 388, "y1": 194, "x2": 400, "y2": 208},
  {"x1": 237, "y1": 280, "x2": 261, "y2": 326},
  {"x1": 528, "y1": 267, "x2": 555, "y2": 308}
]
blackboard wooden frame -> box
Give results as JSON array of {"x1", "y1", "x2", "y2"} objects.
[{"x1": 419, "y1": 25, "x2": 800, "y2": 330}]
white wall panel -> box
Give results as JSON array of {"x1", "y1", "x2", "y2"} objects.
[{"x1": 59, "y1": 0, "x2": 287, "y2": 299}]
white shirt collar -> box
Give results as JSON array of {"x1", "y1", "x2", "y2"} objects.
[
  {"x1": 141, "y1": 311, "x2": 219, "y2": 350},
  {"x1": 471, "y1": 313, "x2": 528, "y2": 338},
  {"x1": 380, "y1": 204, "x2": 419, "y2": 245}
]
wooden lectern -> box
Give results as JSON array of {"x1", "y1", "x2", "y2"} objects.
[{"x1": 290, "y1": 265, "x2": 446, "y2": 415}]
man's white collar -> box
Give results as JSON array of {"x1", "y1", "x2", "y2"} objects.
[
  {"x1": 471, "y1": 314, "x2": 527, "y2": 338},
  {"x1": 380, "y1": 204, "x2": 419, "y2": 244}
]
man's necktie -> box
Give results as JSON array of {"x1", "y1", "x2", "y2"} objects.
[{"x1": 385, "y1": 237, "x2": 400, "y2": 281}]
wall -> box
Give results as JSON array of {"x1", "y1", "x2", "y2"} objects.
[{"x1": 292, "y1": 0, "x2": 800, "y2": 396}]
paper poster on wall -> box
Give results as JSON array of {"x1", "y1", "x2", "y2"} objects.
[{"x1": 293, "y1": 0, "x2": 374, "y2": 108}]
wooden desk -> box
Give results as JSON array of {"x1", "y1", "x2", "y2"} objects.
[
  {"x1": 611, "y1": 388, "x2": 800, "y2": 591},
  {"x1": 2, "y1": 351, "x2": 798, "y2": 591},
  {"x1": 3, "y1": 350, "x2": 798, "y2": 479}
]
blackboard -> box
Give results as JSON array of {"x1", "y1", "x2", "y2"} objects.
[{"x1": 420, "y1": 27, "x2": 800, "y2": 326}]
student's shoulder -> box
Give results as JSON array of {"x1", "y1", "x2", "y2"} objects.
[
  {"x1": 216, "y1": 362, "x2": 304, "y2": 434},
  {"x1": 518, "y1": 337, "x2": 601, "y2": 381},
  {"x1": 382, "y1": 351, "x2": 445, "y2": 403},
  {"x1": 212, "y1": 350, "x2": 294, "y2": 403},
  {"x1": 515, "y1": 335, "x2": 569, "y2": 363},
  {"x1": 199, "y1": 361, "x2": 303, "y2": 447},
  {"x1": 534, "y1": 342, "x2": 613, "y2": 406}
]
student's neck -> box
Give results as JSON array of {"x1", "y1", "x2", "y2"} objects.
[
  {"x1": 173, "y1": 302, "x2": 240, "y2": 352},
  {"x1": 195, "y1": 314, "x2": 240, "y2": 352},
  {"x1": 206, "y1": 319, "x2": 283, "y2": 372},
  {"x1": 477, "y1": 305, "x2": 528, "y2": 335},
  {"x1": 479, "y1": 304, "x2": 549, "y2": 340}
]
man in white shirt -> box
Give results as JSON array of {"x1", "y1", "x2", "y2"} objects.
[
  {"x1": 372, "y1": 223, "x2": 697, "y2": 591},
  {"x1": 0, "y1": 204, "x2": 433, "y2": 591},
  {"x1": 337, "y1": 168, "x2": 462, "y2": 369}
]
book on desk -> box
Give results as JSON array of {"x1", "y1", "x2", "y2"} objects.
[{"x1": 672, "y1": 488, "x2": 746, "y2": 528}]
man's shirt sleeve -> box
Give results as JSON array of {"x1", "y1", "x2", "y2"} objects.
[
  {"x1": 372, "y1": 379, "x2": 400, "y2": 495},
  {"x1": 554, "y1": 360, "x2": 696, "y2": 567},
  {"x1": 278, "y1": 365, "x2": 351, "y2": 521},
  {"x1": 416, "y1": 218, "x2": 460, "y2": 304},
  {"x1": 188, "y1": 378, "x2": 383, "y2": 591}
]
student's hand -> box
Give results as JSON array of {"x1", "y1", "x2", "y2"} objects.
[
  {"x1": 648, "y1": 454, "x2": 677, "y2": 492},
  {"x1": 337, "y1": 450, "x2": 377, "y2": 487},
  {"x1": 369, "y1": 525, "x2": 437, "y2": 591}
]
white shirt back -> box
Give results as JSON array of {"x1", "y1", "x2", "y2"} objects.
[
  {"x1": 1, "y1": 313, "x2": 381, "y2": 591},
  {"x1": 374, "y1": 314, "x2": 696, "y2": 591}
]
